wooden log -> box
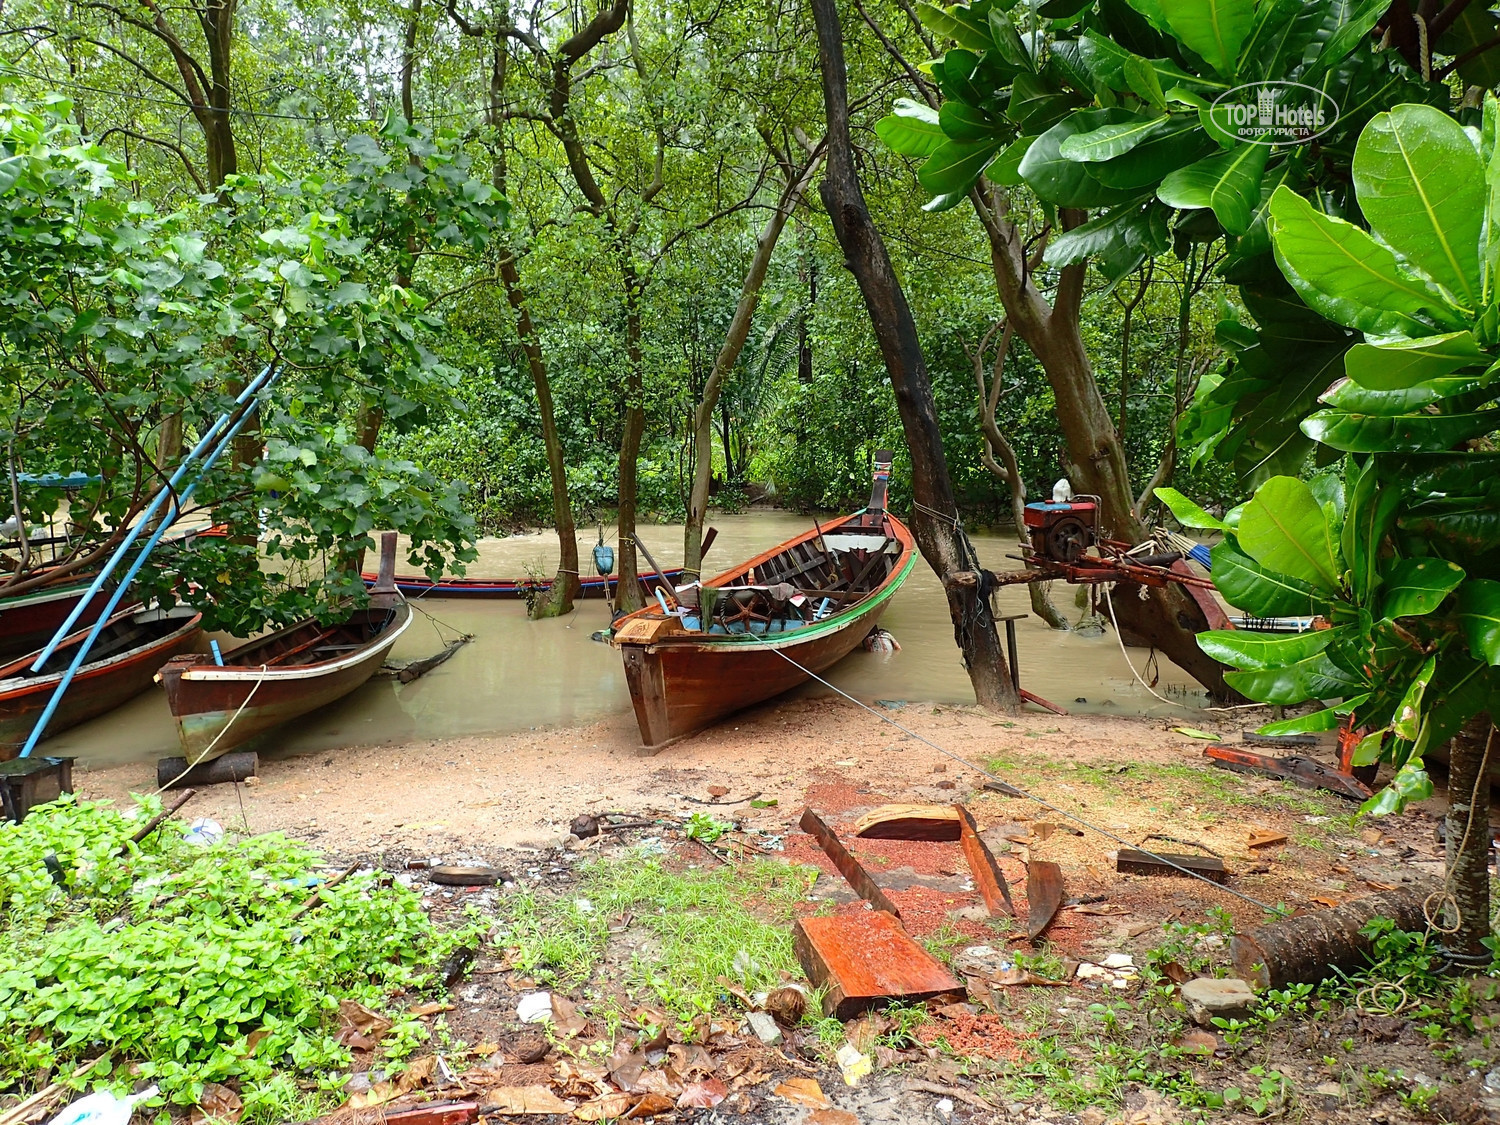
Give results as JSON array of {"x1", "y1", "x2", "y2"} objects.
[
  {"x1": 793, "y1": 911, "x2": 964, "y2": 1019},
  {"x1": 1232, "y1": 880, "x2": 1441, "y2": 989},
  {"x1": 156, "y1": 752, "x2": 256, "y2": 789},
  {"x1": 396, "y1": 636, "x2": 472, "y2": 683},
  {"x1": 852, "y1": 803, "x2": 961, "y2": 842},
  {"x1": 1116, "y1": 848, "x2": 1228, "y2": 883}
]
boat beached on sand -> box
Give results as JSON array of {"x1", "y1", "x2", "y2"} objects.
[
  {"x1": 157, "y1": 534, "x2": 411, "y2": 765},
  {"x1": 0, "y1": 603, "x2": 203, "y2": 757},
  {"x1": 611, "y1": 453, "x2": 915, "y2": 751}
]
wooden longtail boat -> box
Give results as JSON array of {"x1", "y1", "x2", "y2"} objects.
[
  {"x1": 612, "y1": 453, "x2": 915, "y2": 751},
  {"x1": 358, "y1": 567, "x2": 683, "y2": 600},
  {"x1": 0, "y1": 604, "x2": 203, "y2": 758},
  {"x1": 0, "y1": 577, "x2": 115, "y2": 662},
  {"x1": 158, "y1": 536, "x2": 411, "y2": 764}
]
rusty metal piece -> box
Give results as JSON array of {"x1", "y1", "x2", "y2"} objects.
[
  {"x1": 799, "y1": 807, "x2": 902, "y2": 919},
  {"x1": 953, "y1": 804, "x2": 1016, "y2": 917},
  {"x1": 1204, "y1": 743, "x2": 1372, "y2": 801},
  {"x1": 1025, "y1": 860, "x2": 1065, "y2": 939},
  {"x1": 1116, "y1": 848, "x2": 1228, "y2": 883},
  {"x1": 793, "y1": 910, "x2": 964, "y2": 1019}
]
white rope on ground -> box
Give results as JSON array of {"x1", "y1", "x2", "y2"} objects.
[
  {"x1": 1101, "y1": 583, "x2": 1265, "y2": 714},
  {"x1": 153, "y1": 665, "x2": 269, "y2": 796},
  {"x1": 768, "y1": 645, "x2": 1291, "y2": 916}
]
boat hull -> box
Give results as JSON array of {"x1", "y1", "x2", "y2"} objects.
[
  {"x1": 614, "y1": 512, "x2": 916, "y2": 750},
  {"x1": 159, "y1": 601, "x2": 411, "y2": 762},
  {"x1": 0, "y1": 606, "x2": 203, "y2": 758},
  {"x1": 0, "y1": 580, "x2": 112, "y2": 663},
  {"x1": 361, "y1": 569, "x2": 682, "y2": 600}
]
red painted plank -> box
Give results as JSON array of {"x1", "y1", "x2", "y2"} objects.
[{"x1": 793, "y1": 911, "x2": 964, "y2": 1019}]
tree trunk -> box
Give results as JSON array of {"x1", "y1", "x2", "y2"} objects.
[
  {"x1": 203, "y1": 0, "x2": 239, "y2": 188},
  {"x1": 400, "y1": 0, "x2": 423, "y2": 123},
  {"x1": 683, "y1": 152, "x2": 823, "y2": 580},
  {"x1": 812, "y1": 0, "x2": 1017, "y2": 713},
  {"x1": 1443, "y1": 714, "x2": 1494, "y2": 964}
]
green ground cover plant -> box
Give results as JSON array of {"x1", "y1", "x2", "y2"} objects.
[{"x1": 0, "y1": 798, "x2": 470, "y2": 1123}]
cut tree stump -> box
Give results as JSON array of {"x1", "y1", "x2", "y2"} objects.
[
  {"x1": 793, "y1": 911, "x2": 964, "y2": 1019},
  {"x1": 1233, "y1": 880, "x2": 1440, "y2": 989}
]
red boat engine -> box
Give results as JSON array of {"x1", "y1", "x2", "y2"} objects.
[{"x1": 1023, "y1": 499, "x2": 1098, "y2": 563}]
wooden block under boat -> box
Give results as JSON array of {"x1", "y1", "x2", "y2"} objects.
[
  {"x1": 793, "y1": 911, "x2": 964, "y2": 1020},
  {"x1": 852, "y1": 803, "x2": 962, "y2": 841}
]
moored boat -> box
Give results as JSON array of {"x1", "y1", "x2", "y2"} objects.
[
  {"x1": 158, "y1": 537, "x2": 411, "y2": 764},
  {"x1": 612, "y1": 453, "x2": 915, "y2": 751},
  {"x1": 0, "y1": 604, "x2": 203, "y2": 758},
  {"x1": 359, "y1": 567, "x2": 682, "y2": 600},
  {"x1": 0, "y1": 576, "x2": 115, "y2": 662}
]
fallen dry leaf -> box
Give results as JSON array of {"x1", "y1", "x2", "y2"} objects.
[
  {"x1": 631, "y1": 1069, "x2": 683, "y2": 1098},
  {"x1": 1071, "y1": 903, "x2": 1129, "y2": 916},
  {"x1": 807, "y1": 1111, "x2": 860, "y2": 1125},
  {"x1": 676, "y1": 1078, "x2": 728, "y2": 1109},
  {"x1": 624, "y1": 1093, "x2": 676, "y2": 1118},
  {"x1": 244, "y1": 1028, "x2": 269, "y2": 1057},
  {"x1": 774, "y1": 1078, "x2": 831, "y2": 1109},
  {"x1": 573, "y1": 1091, "x2": 637, "y2": 1120},
  {"x1": 707, "y1": 785, "x2": 729, "y2": 798},
  {"x1": 190, "y1": 1083, "x2": 242, "y2": 1125},
  {"x1": 480, "y1": 1086, "x2": 577, "y2": 1115},
  {"x1": 408, "y1": 1001, "x2": 453, "y2": 1018},
  {"x1": 1033, "y1": 822, "x2": 1056, "y2": 841},
  {"x1": 665, "y1": 1043, "x2": 715, "y2": 1079},
  {"x1": 1158, "y1": 960, "x2": 1193, "y2": 985},
  {"x1": 1177, "y1": 1029, "x2": 1217, "y2": 1055},
  {"x1": 1362, "y1": 878, "x2": 1397, "y2": 891},
  {"x1": 1310, "y1": 895, "x2": 1341, "y2": 909},
  {"x1": 337, "y1": 999, "x2": 392, "y2": 1040},
  {"x1": 1360, "y1": 827, "x2": 1383, "y2": 845},
  {"x1": 549, "y1": 994, "x2": 589, "y2": 1037}
]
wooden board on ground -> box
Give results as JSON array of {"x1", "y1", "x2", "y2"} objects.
[
  {"x1": 1025, "y1": 860, "x2": 1065, "y2": 939},
  {"x1": 793, "y1": 911, "x2": 964, "y2": 1019},
  {"x1": 852, "y1": 803, "x2": 961, "y2": 841},
  {"x1": 800, "y1": 808, "x2": 903, "y2": 918},
  {"x1": 1116, "y1": 848, "x2": 1228, "y2": 883},
  {"x1": 954, "y1": 804, "x2": 1016, "y2": 917}
]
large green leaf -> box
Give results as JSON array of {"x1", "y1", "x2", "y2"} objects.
[
  {"x1": 1301, "y1": 408, "x2": 1500, "y2": 453},
  {"x1": 1353, "y1": 104, "x2": 1485, "y2": 310},
  {"x1": 1158, "y1": 143, "x2": 1269, "y2": 235},
  {"x1": 1020, "y1": 109, "x2": 1141, "y2": 207},
  {"x1": 1342, "y1": 454, "x2": 1398, "y2": 606},
  {"x1": 1197, "y1": 626, "x2": 1335, "y2": 670},
  {"x1": 1086, "y1": 117, "x2": 1217, "y2": 189},
  {"x1": 939, "y1": 100, "x2": 1006, "y2": 143},
  {"x1": 1156, "y1": 0, "x2": 1255, "y2": 76},
  {"x1": 1237, "y1": 475, "x2": 1342, "y2": 591},
  {"x1": 1361, "y1": 760, "x2": 1433, "y2": 816},
  {"x1": 1267, "y1": 186, "x2": 1460, "y2": 337},
  {"x1": 1436, "y1": 2, "x2": 1500, "y2": 90},
  {"x1": 984, "y1": 136, "x2": 1035, "y2": 185},
  {"x1": 1210, "y1": 540, "x2": 1328, "y2": 616},
  {"x1": 1154, "y1": 486, "x2": 1229, "y2": 531},
  {"x1": 919, "y1": 137, "x2": 1006, "y2": 194},
  {"x1": 1381, "y1": 557, "x2": 1465, "y2": 618},
  {"x1": 987, "y1": 9, "x2": 1036, "y2": 71},
  {"x1": 1225, "y1": 648, "x2": 1365, "y2": 704},
  {"x1": 1309, "y1": 0, "x2": 1390, "y2": 75},
  {"x1": 1457, "y1": 578, "x2": 1500, "y2": 665},
  {"x1": 915, "y1": 1, "x2": 996, "y2": 51},
  {"x1": 877, "y1": 99, "x2": 946, "y2": 158},
  {"x1": 1042, "y1": 198, "x2": 1170, "y2": 278},
  {"x1": 1343, "y1": 331, "x2": 1484, "y2": 390},
  {"x1": 1236, "y1": 0, "x2": 1307, "y2": 74},
  {"x1": 1321, "y1": 368, "x2": 1497, "y2": 414},
  {"x1": 1059, "y1": 114, "x2": 1173, "y2": 162},
  {"x1": 1390, "y1": 655, "x2": 1438, "y2": 741},
  {"x1": 1075, "y1": 31, "x2": 1226, "y2": 94}
]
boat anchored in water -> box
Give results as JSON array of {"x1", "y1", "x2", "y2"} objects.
[
  {"x1": 157, "y1": 534, "x2": 411, "y2": 765},
  {"x1": 611, "y1": 453, "x2": 915, "y2": 751}
]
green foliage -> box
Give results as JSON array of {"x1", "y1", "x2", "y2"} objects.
[{"x1": 0, "y1": 798, "x2": 467, "y2": 1119}]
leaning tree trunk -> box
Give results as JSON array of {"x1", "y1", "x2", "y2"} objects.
[
  {"x1": 812, "y1": 0, "x2": 1017, "y2": 713},
  {"x1": 1443, "y1": 714, "x2": 1494, "y2": 964}
]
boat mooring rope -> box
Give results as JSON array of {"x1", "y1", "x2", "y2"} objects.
[{"x1": 768, "y1": 646, "x2": 1291, "y2": 917}]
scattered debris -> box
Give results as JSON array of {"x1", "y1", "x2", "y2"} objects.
[
  {"x1": 1246, "y1": 829, "x2": 1288, "y2": 850},
  {"x1": 773, "y1": 1078, "x2": 831, "y2": 1109},
  {"x1": 1204, "y1": 743, "x2": 1371, "y2": 800},
  {"x1": 515, "y1": 992, "x2": 554, "y2": 1024},
  {"x1": 799, "y1": 808, "x2": 902, "y2": 918},
  {"x1": 1233, "y1": 880, "x2": 1440, "y2": 988},
  {"x1": 746, "y1": 1011, "x2": 783, "y2": 1045},
  {"x1": 834, "y1": 1042, "x2": 871, "y2": 1086},
  {"x1": 1181, "y1": 977, "x2": 1256, "y2": 1026}
]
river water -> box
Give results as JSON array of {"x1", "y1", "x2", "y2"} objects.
[{"x1": 53, "y1": 510, "x2": 1211, "y2": 767}]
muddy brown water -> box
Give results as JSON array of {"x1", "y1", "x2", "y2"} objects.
[{"x1": 52, "y1": 510, "x2": 1212, "y2": 768}]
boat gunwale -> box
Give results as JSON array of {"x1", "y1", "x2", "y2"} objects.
[
  {"x1": 613, "y1": 512, "x2": 916, "y2": 651},
  {"x1": 174, "y1": 601, "x2": 412, "y2": 682},
  {"x1": 0, "y1": 604, "x2": 203, "y2": 695}
]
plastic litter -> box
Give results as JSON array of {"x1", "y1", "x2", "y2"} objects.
[
  {"x1": 182, "y1": 818, "x2": 223, "y2": 846},
  {"x1": 45, "y1": 1085, "x2": 159, "y2": 1125}
]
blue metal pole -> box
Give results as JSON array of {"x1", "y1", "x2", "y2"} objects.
[
  {"x1": 30, "y1": 365, "x2": 276, "y2": 671},
  {"x1": 19, "y1": 369, "x2": 279, "y2": 757}
]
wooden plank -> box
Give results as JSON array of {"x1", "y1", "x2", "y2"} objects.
[
  {"x1": 799, "y1": 808, "x2": 902, "y2": 919},
  {"x1": 1116, "y1": 848, "x2": 1228, "y2": 883},
  {"x1": 381, "y1": 1103, "x2": 479, "y2": 1125},
  {"x1": 1025, "y1": 860, "x2": 1065, "y2": 940},
  {"x1": 852, "y1": 803, "x2": 961, "y2": 842},
  {"x1": 793, "y1": 911, "x2": 964, "y2": 1020},
  {"x1": 953, "y1": 804, "x2": 1016, "y2": 918}
]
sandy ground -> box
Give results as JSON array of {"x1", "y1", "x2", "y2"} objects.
[{"x1": 78, "y1": 697, "x2": 1295, "y2": 855}]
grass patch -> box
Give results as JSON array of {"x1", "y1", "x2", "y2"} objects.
[
  {"x1": 0, "y1": 797, "x2": 467, "y2": 1124},
  {"x1": 496, "y1": 851, "x2": 817, "y2": 1029}
]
